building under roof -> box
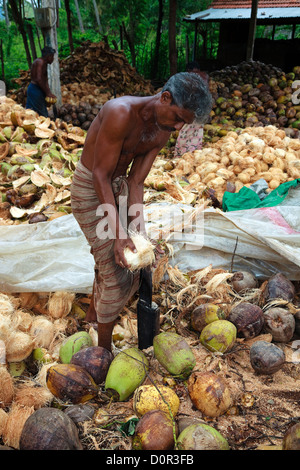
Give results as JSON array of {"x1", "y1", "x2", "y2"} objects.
[{"x1": 183, "y1": 0, "x2": 300, "y2": 71}]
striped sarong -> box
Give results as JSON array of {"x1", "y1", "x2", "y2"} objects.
[{"x1": 70, "y1": 160, "x2": 140, "y2": 323}]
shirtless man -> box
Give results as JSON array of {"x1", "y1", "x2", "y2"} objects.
[
  {"x1": 26, "y1": 46, "x2": 57, "y2": 117},
  {"x1": 70, "y1": 72, "x2": 212, "y2": 351}
]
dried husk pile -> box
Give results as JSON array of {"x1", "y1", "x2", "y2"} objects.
[
  {"x1": 0, "y1": 264, "x2": 299, "y2": 451},
  {"x1": 0, "y1": 97, "x2": 86, "y2": 224},
  {"x1": 146, "y1": 125, "x2": 300, "y2": 203},
  {"x1": 9, "y1": 40, "x2": 155, "y2": 131}
]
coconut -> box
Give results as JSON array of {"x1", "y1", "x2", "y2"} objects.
[
  {"x1": 153, "y1": 331, "x2": 196, "y2": 379},
  {"x1": 262, "y1": 273, "x2": 295, "y2": 302},
  {"x1": 59, "y1": 331, "x2": 93, "y2": 364},
  {"x1": 46, "y1": 363, "x2": 98, "y2": 404},
  {"x1": 191, "y1": 303, "x2": 225, "y2": 332},
  {"x1": 105, "y1": 347, "x2": 149, "y2": 401},
  {"x1": 0, "y1": 366, "x2": 14, "y2": 408},
  {"x1": 263, "y1": 307, "x2": 295, "y2": 342},
  {"x1": 228, "y1": 302, "x2": 264, "y2": 339},
  {"x1": 2, "y1": 403, "x2": 35, "y2": 449},
  {"x1": 9, "y1": 361, "x2": 26, "y2": 377},
  {"x1": 177, "y1": 423, "x2": 230, "y2": 450},
  {"x1": 231, "y1": 270, "x2": 258, "y2": 293},
  {"x1": 30, "y1": 316, "x2": 55, "y2": 349},
  {"x1": 282, "y1": 423, "x2": 300, "y2": 450},
  {"x1": 19, "y1": 407, "x2": 83, "y2": 450},
  {"x1": 47, "y1": 291, "x2": 76, "y2": 319},
  {"x1": 187, "y1": 371, "x2": 232, "y2": 418},
  {"x1": 200, "y1": 320, "x2": 237, "y2": 353},
  {"x1": 14, "y1": 381, "x2": 53, "y2": 409},
  {"x1": 250, "y1": 340, "x2": 285, "y2": 375},
  {"x1": 70, "y1": 346, "x2": 113, "y2": 385},
  {"x1": 132, "y1": 410, "x2": 176, "y2": 451},
  {"x1": 133, "y1": 384, "x2": 180, "y2": 417},
  {"x1": 123, "y1": 232, "x2": 155, "y2": 271},
  {"x1": 5, "y1": 330, "x2": 34, "y2": 362}
]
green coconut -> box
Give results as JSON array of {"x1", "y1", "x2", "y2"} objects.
[
  {"x1": 177, "y1": 423, "x2": 230, "y2": 450},
  {"x1": 200, "y1": 320, "x2": 237, "y2": 353},
  {"x1": 59, "y1": 331, "x2": 93, "y2": 364},
  {"x1": 191, "y1": 303, "x2": 225, "y2": 332},
  {"x1": 104, "y1": 347, "x2": 149, "y2": 401},
  {"x1": 153, "y1": 331, "x2": 196, "y2": 379}
]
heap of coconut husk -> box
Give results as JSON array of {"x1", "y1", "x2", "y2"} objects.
[{"x1": 9, "y1": 40, "x2": 155, "y2": 108}]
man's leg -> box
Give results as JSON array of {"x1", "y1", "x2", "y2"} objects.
[
  {"x1": 98, "y1": 320, "x2": 116, "y2": 352},
  {"x1": 84, "y1": 286, "x2": 97, "y2": 322}
]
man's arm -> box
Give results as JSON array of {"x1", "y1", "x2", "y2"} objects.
[
  {"x1": 91, "y1": 104, "x2": 137, "y2": 267},
  {"x1": 126, "y1": 149, "x2": 161, "y2": 235}
]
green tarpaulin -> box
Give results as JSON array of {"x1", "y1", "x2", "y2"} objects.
[{"x1": 222, "y1": 179, "x2": 300, "y2": 212}]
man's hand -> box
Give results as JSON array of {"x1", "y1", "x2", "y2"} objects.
[{"x1": 114, "y1": 237, "x2": 137, "y2": 269}]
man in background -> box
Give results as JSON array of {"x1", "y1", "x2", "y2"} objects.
[{"x1": 26, "y1": 46, "x2": 57, "y2": 117}]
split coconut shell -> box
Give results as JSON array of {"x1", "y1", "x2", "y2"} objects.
[
  {"x1": 19, "y1": 407, "x2": 83, "y2": 450},
  {"x1": 153, "y1": 331, "x2": 196, "y2": 379},
  {"x1": 70, "y1": 346, "x2": 113, "y2": 384},
  {"x1": 105, "y1": 347, "x2": 149, "y2": 401},
  {"x1": 187, "y1": 371, "x2": 232, "y2": 418},
  {"x1": 46, "y1": 363, "x2": 98, "y2": 404}
]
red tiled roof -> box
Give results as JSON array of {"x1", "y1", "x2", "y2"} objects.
[{"x1": 211, "y1": 0, "x2": 300, "y2": 8}]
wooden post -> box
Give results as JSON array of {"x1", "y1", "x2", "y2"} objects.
[
  {"x1": 41, "y1": 0, "x2": 62, "y2": 107},
  {"x1": 246, "y1": 0, "x2": 259, "y2": 60}
]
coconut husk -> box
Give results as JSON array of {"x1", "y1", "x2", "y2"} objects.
[
  {"x1": 47, "y1": 291, "x2": 76, "y2": 319},
  {"x1": 0, "y1": 366, "x2": 14, "y2": 408},
  {"x1": 14, "y1": 381, "x2": 53, "y2": 409},
  {"x1": 30, "y1": 316, "x2": 55, "y2": 349},
  {"x1": 0, "y1": 408, "x2": 8, "y2": 437},
  {"x1": 5, "y1": 330, "x2": 34, "y2": 362},
  {"x1": 2, "y1": 403, "x2": 35, "y2": 449},
  {"x1": 10, "y1": 309, "x2": 33, "y2": 332},
  {"x1": 0, "y1": 294, "x2": 15, "y2": 316}
]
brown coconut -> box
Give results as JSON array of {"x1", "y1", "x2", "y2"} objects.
[
  {"x1": 19, "y1": 407, "x2": 83, "y2": 450},
  {"x1": 2, "y1": 403, "x2": 35, "y2": 449},
  {"x1": 132, "y1": 410, "x2": 177, "y2": 450},
  {"x1": 187, "y1": 371, "x2": 232, "y2": 418},
  {"x1": 0, "y1": 366, "x2": 15, "y2": 408},
  {"x1": 47, "y1": 291, "x2": 76, "y2": 319},
  {"x1": 70, "y1": 346, "x2": 113, "y2": 384}
]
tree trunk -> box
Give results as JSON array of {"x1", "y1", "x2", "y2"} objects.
[
  {"x1": 8, "y1": 0, "x2": 32, "y2": 68},
  {"x1": 41, "y1": 0, "x2": 62, "y2": 107},
  {"x1": 64, "y1": 0, "x2": 74, "y2": 53},
  {"x1": 168, "y1": 0, "x2": 177, "y2": 76},
  {"x1": 151, "y1": 0, "x2": 164, "y2": 79},
  {"x1": 122, "y1": 21, "x2": 136, "y2": 68},
  {"x1": 74, "y1": 0, "x2": 84, "y2": 33},
  {"x1": 92, "y1": 0, "x2": 103, "y2": 34},
  {"x1": 3, "y1": 0, "x2": 10, "y2": 29},
  {"x1": 26, "y1": 21, "x2": 37, "y2": 61}
]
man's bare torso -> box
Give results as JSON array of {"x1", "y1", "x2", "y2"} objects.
[
  {"x1": 80, "y1": 95, "x2": 170, "y2": 179},
  {"x1": 30, "y1": 58, "x2": 48, "y2": 86}
]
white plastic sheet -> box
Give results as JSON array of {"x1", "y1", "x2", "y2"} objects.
[{"x1": 0, "y1": 186, "x2": 299, "y2": 293}]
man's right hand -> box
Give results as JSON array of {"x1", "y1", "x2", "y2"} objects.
[{"x1": 114, "y1": 237, "x2": 137, "y2": 269}]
